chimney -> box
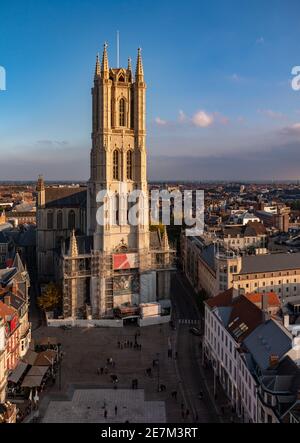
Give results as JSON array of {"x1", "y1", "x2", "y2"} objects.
[
  {"x1": 269, "y1": 354, "x2": 279, "y2": 369},
  {"x1": 262, "y1": 293, "x2": 268, "y2": 312}
]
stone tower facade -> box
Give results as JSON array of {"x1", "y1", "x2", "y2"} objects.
[
  {"x1": 87, "y1": 45, "x2": 149, "y2": 254},
  {"x1": 59, "y1": 43, "x2": 175, "y2": 321}
]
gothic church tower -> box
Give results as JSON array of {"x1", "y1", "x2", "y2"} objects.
[{"x1": 87, "y1": 44, "x2": 149, "y2": 255}]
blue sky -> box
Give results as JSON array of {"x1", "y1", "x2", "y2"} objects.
[{"x1": 1, "y1": 0, "x2": 300, "y2": 180}]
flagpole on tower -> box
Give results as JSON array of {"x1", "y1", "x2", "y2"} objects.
[{"x1": 117, "y1": 30, "x2": 120, "y2": 68}]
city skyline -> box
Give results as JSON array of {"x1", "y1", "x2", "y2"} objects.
[{"x1": 1, "y1": 0, "x2": 300, "y2": 180}]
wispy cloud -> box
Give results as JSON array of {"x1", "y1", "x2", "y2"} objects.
[
  {"x1": 256, "y1": 36, "x2": 265, "y2": 44},
  {"x1": 178, "y1": 110, "x2": 187, "y2": 123},
  {"x1": 36, "y1": 140, "x2": 69, "y2": 147},
  {"x1": 280, "y1": 123, "x2": 300, "y2": 136},
  {"x1": 228, "y1": 73, "x2": 242, "y2": 83},
  {"x1": 155, "y1": 117, "x2": 167, "y2": 126},
  {"x1": 258, "y1": 109, "x2": 286, "y2": 120},
  {"x1": 192, "y1": 110, "x2": 214, "y2": 127}
]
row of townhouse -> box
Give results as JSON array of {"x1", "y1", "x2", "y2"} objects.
[
  {"x1": 203, "y1": 288, "x2": 300, "y2": 423},
  {"x1": 0, "y1": 254, "x2": 31, "y2": 407}
]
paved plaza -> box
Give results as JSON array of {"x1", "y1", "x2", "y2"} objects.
[
  {"x1": 34, "y1": 323, "x2": 185, "y2": 422},
  {"x1": 42, "y1": 388, "x2": 166, "y2": 423}
]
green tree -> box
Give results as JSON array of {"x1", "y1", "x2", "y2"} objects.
[{"x1": 38, "y1": 282, "x2": 62, "y2": 311}]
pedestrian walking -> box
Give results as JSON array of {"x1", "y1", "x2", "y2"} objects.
[
  {"x1": 175, "y1": 352, "x2": 178, "y2": 360},
  {"x1": 185, "y1": 409, "x2": 190, "y2": 419},
  {"x1": 100, "y1": 367, "x2": 104, "y2": 375},
  {"x1": 104, "y1": 409, "x2": 107, "y2": 419},
  {"x1": 115, "y1": 405, "x2": 118, "y2": 416},
  {"x1": 117, "y1": 341, "x2": 120, "y2": 348}
]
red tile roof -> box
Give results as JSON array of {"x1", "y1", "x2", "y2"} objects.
[
  {"x1": 245, "y1": 292, "x2": 281, "y2": 307},
  {"x1": 205, "y1": 288, "x2": 264, "y2": 342},
  {"x1": 0, "y1": 301, "x2": 16, "y2": 319}
]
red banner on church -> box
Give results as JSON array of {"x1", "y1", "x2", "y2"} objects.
[{"x1": 113, "y1": 253, "x2": 138, "y2": 270}]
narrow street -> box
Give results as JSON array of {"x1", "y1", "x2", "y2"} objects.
[{"x1": 171, "y1": 272, "x2": 220, "y2": 423}]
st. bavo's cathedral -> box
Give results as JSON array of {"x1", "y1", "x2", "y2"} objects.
[{"x1": 36, "y1": 44, "x2": 175, "y2": 321}]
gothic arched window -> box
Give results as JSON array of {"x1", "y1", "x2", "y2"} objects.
[
  {"x1": 119, "y1": 98, "x2": 126, "y2": 127},
  {"x1": 127, "y1": 150, "x2": 133, "y2": 180},
  {"x1": 47, "y1": 211, "x2": 53, "y2": 229},
  {"x1": 113, "y1": 150, "x2": 120, "y2": 180},
  {"x1": 68, "y1": 210, "x2": 76, "y2": 230},
  {"x1": 57, "y1": 210, "x2": 63, "y2": 230}
]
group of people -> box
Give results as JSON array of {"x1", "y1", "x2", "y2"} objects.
[
  {"x1": 103, "y1": 405, "x2": 118, "y2": 419},
  {"x1": 117, "y1": 339, "x2": 142, "y2": 351},
  {"x1": 97, "y1": 357, "x2": 116, "y2": 376}
]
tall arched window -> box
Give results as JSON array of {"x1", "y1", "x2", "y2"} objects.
[
  {"x1": 119, "y1": 98, "x2": 126, "y2": 127},
  {"x1": 113, "y1": 150, "x2": 120, "y2": 180},
  {"x1": 47, "y1": 211, "x2": 53, "y2": 229},
  {"x1": 127, "y1": 150, "x2": 133, "y2": 180},
  {"x1": 68, "y1": 210, "x2": 76, "y2": 230},
  {"x1": 57, "y1": 210, "x2": 63, "y2": 230}
]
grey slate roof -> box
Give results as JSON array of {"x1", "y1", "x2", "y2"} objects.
[
  {"x1": 201, "y1": 244, "x2": 216, "y2": 271},
  {"x1": 240, "y1": 252, "x2": 300, "y2": 275},
  {"x1": 215, "y1": 306, "x2": 232, "y2": 327},
  {"x1": 244, "y1": 319, "x2": 292, "y2": 371},
  {"x1": 45, "y1": 187, "x2": 87, "y2": 208}
]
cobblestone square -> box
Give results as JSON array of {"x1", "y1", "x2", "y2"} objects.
[{"x1": 34, "y1": 323, "x2": 183, "y2": 422}]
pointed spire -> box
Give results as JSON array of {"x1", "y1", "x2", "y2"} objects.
[
  {"x1": 94, "y1": 53, "x2": 100, "y2": 80},
  {"x1": 13, "y1": 252, "x2": 25, "y2": 273},
  {"x1": 135, "y1": 47, "x2": 144, "y2": 81},
  {"x1": 36, "y1": 174, "x2": 45, "y2": 192},
  {"x1": 127, "y1": 57, "x2": 132, "y2": 72},
  {"x1": 101, "y1": 42, "x2": 109, "y2": 79},
  {"x1": 69, "y1": 230, "x2": 78, "y2": 257},
  {"x1": 162, "y1": 225, "x2": 170, "y2": 250}
]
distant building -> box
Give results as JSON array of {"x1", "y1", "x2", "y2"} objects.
[
  {"x1": 182, "y1": 234, "x2": 300, "y2": 301},
  {"x1": 256, "y1": 204, "x2": 290, "y2": 232},
  {"x1": 221, "y1": 221, "x2": 267, "y2": 252}
]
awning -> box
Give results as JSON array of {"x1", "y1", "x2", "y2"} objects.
[
  {"x1": 8, "y1": 361, "x2": 28, "y2": 384},
  {"x1": 27, "y1": 366, "x2": 49, "y2": 378},
  {"x1": 22, "y1": 349, "x2": 38, "y2": 366},
  {"x1": 34, "y1": 349, "x2": 57, "y2": 366},
  {"x1": 21, "y1": 375, "x2": 44, "y2": 388}
]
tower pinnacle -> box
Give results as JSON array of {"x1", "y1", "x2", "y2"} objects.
[
  {"x1": 69, "y1": 230, "x2": 78, "y2": 257},
  {"x1": 135, "y1": 47, "x2": 144, "y2": 81},
  {"x1": 94, "y1": 53, "x2": 100, "y2": 80},
  {"x1": 101, "y1": 42, "x2": 109, "y2": 79}
]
